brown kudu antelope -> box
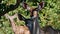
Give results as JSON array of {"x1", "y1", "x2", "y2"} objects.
[
  {"x1": 22, "y1": 1, "x2": 60, "y2": 34},
  {"x1": 21, "y1": 0, "x2": 45, "y2": 34},
  {"x1": 4, "y1": 13, "x2": 30, "y2": 34}
]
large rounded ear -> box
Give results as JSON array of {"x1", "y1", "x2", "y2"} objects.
[
  {"x1": 22, "y1": 0, "x2": 31, "y2": 10},
  {"x1": 22, "y1": 0, "x2": 26, "y2": 2},
  {"x1": 18, "y1": 13, "x2": 26, "y2": 21},
  {"x1": 22, "y1": 2, "x2": 28, "y2": 9},
  {"x1": 37, "y1": 1, "x2": 45, "y2": 10}
]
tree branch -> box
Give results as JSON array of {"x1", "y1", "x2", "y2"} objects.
[{"x1": 0, "y1": 0, "x2": 20, "y2": 16}]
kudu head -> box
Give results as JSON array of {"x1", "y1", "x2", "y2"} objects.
[{"x1": 22, "y1": 0, "x2": 45, "y2": 17}]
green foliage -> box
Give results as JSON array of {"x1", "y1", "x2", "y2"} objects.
[{"x1": 0, "y1": 0, "x2": 60, "y2": 34}]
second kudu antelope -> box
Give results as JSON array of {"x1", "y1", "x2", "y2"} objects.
[{"x1": 5, "y1": 14, "x2": 30, "y2": 34}]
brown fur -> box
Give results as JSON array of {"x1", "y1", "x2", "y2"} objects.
[{"x1": 5, "y1": 14, "x2": 30, "y2": 34}]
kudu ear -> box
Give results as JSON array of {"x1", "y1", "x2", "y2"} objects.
[
  {"x1": 22, "y1": 0, "x2": 27, "y2": 8},
  {"x1": 37, "y1": 1, "x2": 45, "y2": 10},
  {"x1": 18, "y1": 14, "x2": 26, "y2": 21}
]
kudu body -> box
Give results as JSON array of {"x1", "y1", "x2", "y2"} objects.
[{"x1": 5, "y1": 14, "x2": 30, "y2": 34}]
